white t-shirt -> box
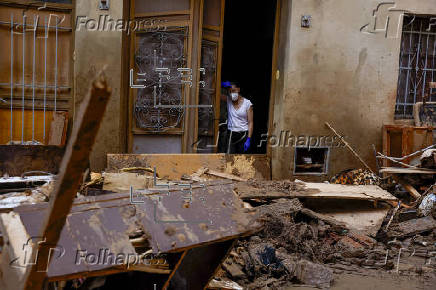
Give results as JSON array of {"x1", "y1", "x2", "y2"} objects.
[{"x1": 227, "y1": 96, "x2": 253, "y2": 132}]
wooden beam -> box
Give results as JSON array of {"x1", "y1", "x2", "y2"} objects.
[
  {"x1": 267, "y1": 0, "x2": 282, "y2": 160},
  {"x1": 393, "y1": 176, "x2": 421, "y2": 200},
  {"x1": 20, "y1": 74, "x2": 111, "y2": 290},
  {"x1": 380, "y1": 167, "x2": 436, "y2": 174},
  {"x1": 211, "y1": 0, "x2": 225, "y2": 154},
  {"x1": 134, "y1": 10, "x2": 191, "y2": 18},
  {"x1": 182, "y1": 0, "x2": 204, "y2": 153},
  {"x1": 48, "y1": 111, "x2": 68, "y2": 146}
]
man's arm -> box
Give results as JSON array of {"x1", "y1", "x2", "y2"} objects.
[{"x1": 247, "y1": 106, "x2": 253, "y2": 138}]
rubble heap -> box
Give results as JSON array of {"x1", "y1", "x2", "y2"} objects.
[{"x1": 214, "y1": 178, "x2": 436, "y2": 289}]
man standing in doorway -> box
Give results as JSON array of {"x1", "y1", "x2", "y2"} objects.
[{"x1": 221, "y1": 81, "x2": 253, "y2": 154}]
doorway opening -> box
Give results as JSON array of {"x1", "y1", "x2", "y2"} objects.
[{"x1": 220, "y1": 0, "x2": 278, "y2": 154}]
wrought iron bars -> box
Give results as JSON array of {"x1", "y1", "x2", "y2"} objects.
[
  {"x1": 395, "y1": 15, "x2": 436, "y2": 118},
  {"x1": 0, "y1": 13, "x2": 68, "y2": 143}
]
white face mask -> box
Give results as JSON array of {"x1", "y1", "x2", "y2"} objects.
[{"x1": 231, "y1": 92, "x2": 239, "y2": 101}]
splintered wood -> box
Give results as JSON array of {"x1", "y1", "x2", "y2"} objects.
[
  {"x1": 136, "y1": 183, "x2": 259, "y2": 253},
  {"x1": 102, "y1": 172, "x2": 154, "y2": 192},
  {"x1": 380, "y1": 167, "x2": 436, "y2": 174},
  {"x1": 48, "y1": 111, "x2": 68, "y2": 146}
]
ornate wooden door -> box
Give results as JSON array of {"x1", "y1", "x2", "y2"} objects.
[
  {"x1": 195, "y1": 0, "x2": 224, "y2": 153},
  {"x1": 128, "y1": 0, "x2": 224, "y2": 153}
]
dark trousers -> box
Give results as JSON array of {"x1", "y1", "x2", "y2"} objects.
[
  {"x1": 226, "y1": 130, "x2": 248, "y2": 154},
  {"x1": 217, "y1": 123, "x2": 228, "y2": 153}
]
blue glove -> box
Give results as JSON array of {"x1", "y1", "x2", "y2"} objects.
[{"x1": 243, "y1": 137, "x2": 251, "y2": 152}]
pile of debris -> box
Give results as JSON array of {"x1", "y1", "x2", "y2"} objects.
[
  {"x1": 1, "y1": 145, "x2": 436, "y2": 289},
  {"x1": 211, "y1": 177, "x2": 436, "y2": 289},
  {"x1": 218, "y1": 197, "x2": 335, "y2": 289}
]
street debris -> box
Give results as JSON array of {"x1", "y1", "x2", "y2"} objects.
[{"x1": 1, "y1": 143, "x2": 436, "y2": 289}]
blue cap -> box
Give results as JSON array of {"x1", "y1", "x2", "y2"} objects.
[{"x1": 221, "y1": 81, "x2": 232, "y2": 88}]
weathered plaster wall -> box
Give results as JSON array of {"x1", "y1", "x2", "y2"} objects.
[
  {"x1": 272, "y1": 0, "x2": 436, "y2": 180},
  {"x1": 74, "y1": 0, "x2": 125, "y2": 171}
]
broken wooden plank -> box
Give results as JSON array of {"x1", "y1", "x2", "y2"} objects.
[
  {"x1": 106, "y1": 154, "x2": 270, "y2": 180},
  {"x1": 393, "y1": 176, "x2": 421, "y2": 199},
  {"x1": 107, "y1": 154, "x2": 226, "y2": 179},
  {"x1": 21, "y1": 74, "x2": 112, "y2": 290},
  {"x1": 292, "y1": 182, "x2": 397, "y2": 201},
  {"x1": 2, "y1": 181, "x2": 256, "y2": 283},
  {"x1": 135, "y1": 183, "x2": 261, "y2": 253},
  {"x1": 236, "y1": 182, "x2": 397, "y2": 202},
  {"x1": 0, "y1": 212, "x2": 31, "y2": 290},
  {"x1": 102, "y1": 172, "x2": 154, "y2": 192},
  {"x1": 380, "y1": 167, "x2": 436, "y2": 174},
  {"x1": 387, "y1": 216, "x2": 436, "y2": 239},
  {"x1": 48, "y1": 111, "x2": 68, "y2": 146},
  {"x1": 401, "y1": 183, "x2": 421, "y2": 200},
  {"x1": 5, "y1": 202, "x2": 165, "y2": 281}
]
